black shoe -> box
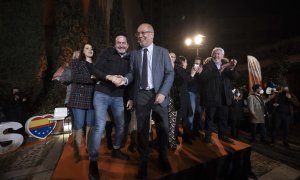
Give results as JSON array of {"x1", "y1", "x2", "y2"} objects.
[
  {"x1": 261, "y1": 140, "x2": 270, "y2": 145},
  {"x1": 128, "y1": 143, "x2": 136, "y2": 153},
  {"x1": 137, "y1": 162, "x2": 147, "y2": 179},
  {"x1": 89, "y1": 161, "x2": 99, "y2": 180},
  {"x1": 204, "y1": 136, "x2": 211, "y2": 144},
  {"x1": 159, "y1": 158, "x2": 171, "y2": 172},
  {"x1": 270, "y1": 138, "x2": 275, "y2": 144},
  {"x1": 219, "y1": 136, "x2": 234, "y2": 144},
  {"x1": 107, "y1": 143, "x2": 113, "y2": 150},
  {"x1": 111, "y1": 149, "x2": 129, "y2": 160},
  {"x1": 193, "y1": 131, "x2": 201, "y2": 138},
  {"x1": 182, "y1": 135, "x2": 193, "y2": 145},
  {"x1": 189, "y1": 134, "x2": 196, "y2": 140},
  {"x1": 283, "y1": 142, "x2": 291, "y2": 148}
]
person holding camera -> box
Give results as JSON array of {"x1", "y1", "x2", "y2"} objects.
[
  {"x1": 229, "y1": 88, "x2": 245, "y2": 139},
  {"x1": 188, "y1": 57, "x2": 203, "y2": 137},
  {"x1": 271, "y1": 86, "x2": 299, "y2": 147}
]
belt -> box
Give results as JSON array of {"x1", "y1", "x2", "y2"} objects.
[{"x1": 139, "y1": 88, "x2": 154, "y2": 92}]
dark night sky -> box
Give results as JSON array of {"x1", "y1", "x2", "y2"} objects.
[{"x1": 146, "y1": 0, "x2": 300, "y2": 62}]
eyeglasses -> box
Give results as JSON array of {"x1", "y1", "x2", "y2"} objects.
[{"x1": 135, "y1": 31, "x2": 153, "y2": 37}]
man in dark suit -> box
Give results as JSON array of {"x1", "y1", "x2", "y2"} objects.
[
  {"x1": 115, "y1": 23, "x2": 174, "y2": 179},
  {"x1": 200, "y1": 47, "x2": 239, "y2": 144}
]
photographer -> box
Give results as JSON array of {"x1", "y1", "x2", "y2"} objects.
[
  {"x1": 3, "y1": 89, "x2": 29, "y2": 136},
  {"x1": 229, "y1": 88, "x2": 245, "y2": 139},
  {"x1": 271, "y1": 86, "x2": 299, "y2": 147}
]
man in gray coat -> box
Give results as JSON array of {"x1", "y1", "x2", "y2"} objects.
[{"x1": 115, "y1": 23, "x2": 174, "y2": 179}]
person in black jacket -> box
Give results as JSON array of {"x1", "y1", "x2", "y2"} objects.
[
  {"x1": 271, "y1": 86, "x2": 300, "y2": 147},
  {"x1": 175, "y1": 56, "x2": 193, "y2": 144},
  {"x1": 188, "y1": 57, "x2": 203, "y2": 136},
  {"x1": 200, "y1": 47, "x2": 239, "y2": 144},
  {"x1": 229, "y1": 88, "x2": 245, "y2": 139},
  {"x1": 88, "y1": 33, "x2": 130, "y2": 179}
]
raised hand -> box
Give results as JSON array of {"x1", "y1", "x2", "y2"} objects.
[
  {"x1": 191, "y1": 68, "x2": 197, "y2": 77},
  {"x1": 220, "y1": 63, "x2": 231, "y2": 73},
  {"x1": 197, "y1": 65, "x2": 203, "y2": 74},
  {"x1": 229, "y1": 59, "x2": 237, "y2": 69}
]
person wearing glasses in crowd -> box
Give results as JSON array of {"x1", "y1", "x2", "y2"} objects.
[{"x1": 113, "y1": 23, "x2": 174, "y2": 179}]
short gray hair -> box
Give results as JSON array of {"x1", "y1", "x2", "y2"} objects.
[{"x1": 211, "y1": 47, "x2": 225, "y2": 56}]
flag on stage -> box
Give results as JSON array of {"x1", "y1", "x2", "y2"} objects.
[{"x1": 247, "y1": 55, "x2": 262, "y2": 91}]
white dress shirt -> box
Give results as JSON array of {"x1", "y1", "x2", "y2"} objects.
[{"x1": 141, "y1": 43, "x2": 154, "y2": 90}]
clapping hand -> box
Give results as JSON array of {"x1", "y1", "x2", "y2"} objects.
[
  {"x1": 220, "y1": 63, "x2": 231, "y2": 72},
  {"x1": 220, "y1": 59, "x2": 237, "y2": 72},
  {"x1": 230, "y1": 59, "x2": 237, "y2": 68}
]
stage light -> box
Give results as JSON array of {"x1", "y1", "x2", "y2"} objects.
[
  {"x1": 185, "y1": 38, "x2": 192, "y2": 46},
  {"x1": 194, "y1": 34, "x2": 204, "y2": 45},
  {"x1": 184, "y1": 34, "x2": 205, "y2": 56}
]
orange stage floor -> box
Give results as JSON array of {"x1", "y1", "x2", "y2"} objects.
[{"x1": 52, "y1": 133, "x2": 251, "y2": 179}]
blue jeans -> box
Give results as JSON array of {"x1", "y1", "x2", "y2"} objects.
[
  {"x1": 188, "y1": 92, "x2": 202, "y2": 131},
  {"x1": 89, "y1": 91, "x2": 125, "y2": 161},
  {"x1": 71, "y1": 108, "x2": 95, "y2": 130}
]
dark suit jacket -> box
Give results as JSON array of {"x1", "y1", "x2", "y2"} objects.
[
  {"x1": 174, "y1": 65, "x2": 193, "y2": 118},
  {"x1": 92, "y1": 47, "x2": 130, "y2": 97},
  {"x1": 200, "y1": 60, "x2": 239, "y2": 107},
  {"x1": 125, "y1": 44, "x2": 174, "y2": 107}
]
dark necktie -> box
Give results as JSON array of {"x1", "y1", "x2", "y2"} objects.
[{"x1": 141, "y1": 48, "x2": 148, "y2": 89}]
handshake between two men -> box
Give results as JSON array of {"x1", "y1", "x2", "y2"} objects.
[
  {"x1": 106, "y1": 75, "x2": 127, "y2": 87},
  {"x1": 104, "y1": 74, "x2": 166, "y2": 105}
]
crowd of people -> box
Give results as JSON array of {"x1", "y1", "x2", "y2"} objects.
[
  {"x1": 57, "y1": 23, "x2": 300, "y2": 179},
  {"x1": 1, "y1": 22, "x2": 299, "y2": 179}
]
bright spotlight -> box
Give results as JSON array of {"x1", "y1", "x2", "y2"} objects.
[
  {"x1": 185, "y1": 38, "x2": 192, "y2": 46},
  {"x1": 194, "y1": 34, "x2": 204, "y2": 45}
]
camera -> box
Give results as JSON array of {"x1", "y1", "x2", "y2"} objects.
[{"x1": 232, "y1": 88, "x2": 241, "y2": 97}]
